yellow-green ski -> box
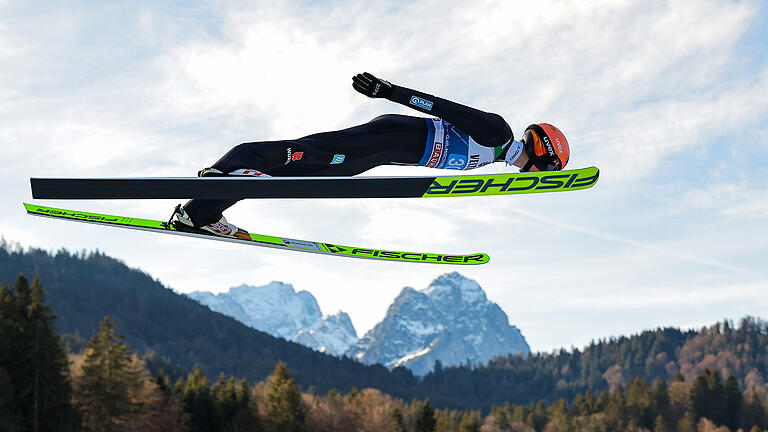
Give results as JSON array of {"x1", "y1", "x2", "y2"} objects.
[{"x1": 24, "y1": 203, "x2": 489, "y2": 265}]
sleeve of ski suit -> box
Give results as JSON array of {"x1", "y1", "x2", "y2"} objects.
[{"x1": 386, "y1": 84, "x2": 513, "y2": 148}]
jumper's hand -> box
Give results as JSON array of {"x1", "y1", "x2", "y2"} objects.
[{"x1": 352, "y1": 72, "x2": 394, "y2": 98}]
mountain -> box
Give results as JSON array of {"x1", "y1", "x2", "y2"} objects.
[
  {"x1": 188, "y1": 273, "x2": 529, "y2": 374},
  {"x1": 347, "y1": 272, "x2": 530, "y2": 376},
  {"x1": 294, "y1": 311, "x2": 359, "y2": 356},
  {"x1": 188, "y1": 283, "x2": 358, "y2": 356}
]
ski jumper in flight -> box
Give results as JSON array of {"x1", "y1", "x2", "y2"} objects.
[{"x1": 170, "y1": 72, "x2": 571, "y2": 239}]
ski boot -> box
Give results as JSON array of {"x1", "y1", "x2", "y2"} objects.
[
  {"x1": 197, "y1": 167, "x2": 271, "y2": 177},
  {"x1": 168, "y1": 204, "x2": 251, "y2": 240}
]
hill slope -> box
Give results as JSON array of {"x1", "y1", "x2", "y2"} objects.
[{"x1": 0, "y1": 242, "x2": 416, "y2": 396}]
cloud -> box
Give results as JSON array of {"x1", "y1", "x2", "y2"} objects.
[
  {"x1": 674, "y1": 182, "x2": 768, "y2": 220},
  {"x1": 509, "y1": 206, "x2": 761, "y2": 276}
]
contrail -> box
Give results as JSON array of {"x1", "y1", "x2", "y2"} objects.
[{"x1": 508, "y1": 207, "x2": 761, "y2": 277}]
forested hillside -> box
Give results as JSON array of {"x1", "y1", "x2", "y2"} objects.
[
  {"x1": 0, "y1": 241, "x2": 417, "y2": 398},
  {"x1": 418, "y1": 318, "x2": 768, "y2": 409},
  {"x1": 2, "y1": 240, "x2": 767, "y2": 413},
  {"x1": 2, "y1": 276, "x2": 766, "y2": 432}
]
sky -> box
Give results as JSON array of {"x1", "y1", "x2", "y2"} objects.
[{"x1": 1, "y1": 0, "x2": 767, "y2": 353}]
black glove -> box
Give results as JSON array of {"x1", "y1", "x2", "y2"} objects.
[{"x1": 352, "y1": 72, "x2": 394, "y2": 98}]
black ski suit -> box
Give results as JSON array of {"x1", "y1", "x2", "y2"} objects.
[{"x1": 183, "y1": 84, "x2": 513, "y2": 226}]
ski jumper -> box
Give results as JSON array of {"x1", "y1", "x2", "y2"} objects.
[{"x1": 183, "y1": 85, "x2": 515, "y2": 227}]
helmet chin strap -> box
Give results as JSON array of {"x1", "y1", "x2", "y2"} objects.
[{"x1": 521, "y1": 159, "x2": 535, "y2": 173}]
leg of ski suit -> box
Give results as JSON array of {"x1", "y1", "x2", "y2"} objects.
[{"x1": 183, "y1": 114, "x2": 427, "y2": 226}]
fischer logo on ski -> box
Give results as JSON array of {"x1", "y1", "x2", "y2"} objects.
[
  {"x1": 323, "y1": 244, "x2": 486, "y2": 263},
  {"x1": 32, "y1": 207, "x2": 119, "y2": 222},
  {"x1": 424, "y1": 170, "x2": 599, "y2": 196}
]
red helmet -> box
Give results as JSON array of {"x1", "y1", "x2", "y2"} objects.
[{"x1": 522, "y1": 123, "x2": 570, "y2": 171}]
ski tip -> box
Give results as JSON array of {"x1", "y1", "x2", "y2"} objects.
[{"x1": 469, "y1": 253, "x2": 490, "y2": 265}]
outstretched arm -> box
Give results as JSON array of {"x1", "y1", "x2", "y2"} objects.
[{"x1": 352, "y1": 72, "x2": 512, "y2": 147}]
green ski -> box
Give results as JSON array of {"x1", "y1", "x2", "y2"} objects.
[{"x1": 24, "y1": 203, "x2": 489, "y2": 265}]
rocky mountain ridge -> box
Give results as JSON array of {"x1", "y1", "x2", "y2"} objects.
[
  {"x1": 347, "y1": 272, "x2": 530, "y2": 375},
  {"x1": 187, "y1": 282, "x2": 358, "y2": 356},
  {"x1": 189, "y1": 273, "x2": 530, "y2": 375}
]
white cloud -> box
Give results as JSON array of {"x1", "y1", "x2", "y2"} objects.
[{"x1": 667, "y1": 179, "x2": 768, "y2": 221}]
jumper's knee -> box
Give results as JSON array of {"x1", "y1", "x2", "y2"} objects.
[{"x1": 210, "y1": 142, "x2": 268, "y2": 174}]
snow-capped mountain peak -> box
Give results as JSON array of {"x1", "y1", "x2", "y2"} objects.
[
  {"x1": 294, "y1": 311, "x2": 358, "y2": 355},
  {"x1": 187, "y1": 283, "x2": 358, "y2": 356},
  {"x1": 423, "y1": 271, "x2": 488, "y2": 305},
  {"x1": 188, "y1": 273, "x2": 529, "y2": 375},
  {"x1": 347, "y1": 272, "x2": 529, "y2": 375}
]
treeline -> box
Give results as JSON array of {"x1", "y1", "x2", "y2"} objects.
[
  {"x1": 415, "y1": 318, "x2": 768, "y2": 410},
  {"x1": 488, "y1": 372, "x2": 768, "y2": 432},
  {"x1": 3, "y1": 242, "x2": 768, "y2": 412},
  {"x1": 3, "y1": 274, "x2": 768, "y2": 432}
]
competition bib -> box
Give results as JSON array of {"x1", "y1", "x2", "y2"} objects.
[{"x1": 418, "y1": 119, "x2": 505, "y2": 170}]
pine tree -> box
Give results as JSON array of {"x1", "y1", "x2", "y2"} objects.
[
  {"x1": 415, "y1": 400, "x2": 436, "y2": 432},
  {"x1": 0, "y1": 275, "x2": 78, "y2": 431},
  {"x1": 704, "y1": 369, "x2": 725, "y2": 424},
  {"x1": 266, "y1": 362, "x2": 306, "y2": 432},
  {"x1": 653, "y1": 414, "x2": 668, "y2": 432},
  {"x1": 740, "y1": 386, "x2": 768, "y2": 431},
  {"x1": 547, "y1": 399, "x2": 574, "y2": 432},
  {"x1": 651, "y1": 379, "x2": 670, "y2": 415},
  {"x1": 676, "y1": 411, "x2": 695, "y2": 432},
  {"x1": 224, "y1": 379, "x2": 259, "y2": 432},
  {"x1": 723, "y1": 374, "x2": 741, "y2": 430},
  {"x1": 226, "y1": 408, "x2": 261, "y2": 432},
  {"x1": 627, "y1": 376, "x2": 653, "y2": 427},
  {"x1": 625, "y1": 418, "x2": 640, "y2": 432},
  {"x1": 489, "y1": 403, "x2": 511, "y2": 430},
  {"x1": 0, "y1": 364, "x2": 22, "y2": 431},
  {"x1": 212, "y1": 373, "x2": 236, "y2": 429},
  {"x1": 0, "y1": 280, "x2": 23, "y2": 432},
  {"x1": 526, "y1": 400, "x2": 549, "y2": 431},
  {"x1": 182, "y1": 366, "x2": 216, "y2": 432},
  {"x1": 77, "y1": 315, "x2": 144, "y2": 431},
  {"x1": 690, "y1": 369, "x2": 726, "y2": 424},
  {"x1": 458, "y1": 410, "x2": 482, "y2": 432},
  {"x1": 511, "y1": 405, "x2": 527, "y2": 423},
  {"x1": 690, "y1": 370, "x2": 712, "y2": 422},
  {"x1": 212, "y1": 375, "x2": 256, "y2": 431},
  {"x1": 435, "y1": 409, "x2": 461, "y2": 432},
  {"x1": 571, "y1": 393, "x2": 589, "y2": 416},
  {"x1": 391, "y1": 406, "x2": 407, "y2": 432},
  {"x1": 604, "y1": 385, "x2": 628, "y2": 430},
  {"x1": 584, "y1": 389, "x2": 597, "y2": 414}
]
